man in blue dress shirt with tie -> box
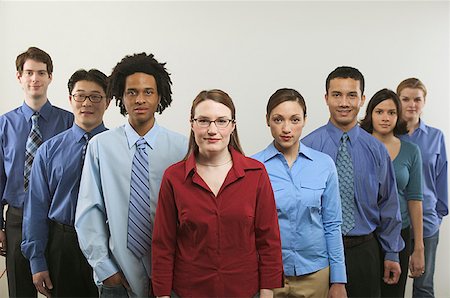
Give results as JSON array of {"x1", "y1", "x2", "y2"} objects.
[
  {"x1": 75, "y1": 53, "x2": 187, "y2": 298},
  {"x1": 21, "y1": 69, "x2": 110, "y2": 297},
  {"x1": 302, "y1": 66, "x2": 404, "y2": 297},
  {"x1": 0, "y1": 47, "x2": 73, "y2": 297}
]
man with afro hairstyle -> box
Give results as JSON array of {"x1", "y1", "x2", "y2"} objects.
[{"x1": 75, "y1": 53, "x2": 187, "y2": 297}]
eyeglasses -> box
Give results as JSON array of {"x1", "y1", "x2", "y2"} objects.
[
  {"x1": 192, "y1": 118, "x2": 235, "y2": 128},
  {"x1": 72, "y1": 94, "x2": 104, "y2": 103}
]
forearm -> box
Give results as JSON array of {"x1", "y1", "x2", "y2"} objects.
[{"x1": 407, "y1": 200, "x2": 424, "y2": 250}]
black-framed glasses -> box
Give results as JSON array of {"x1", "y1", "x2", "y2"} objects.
[
  {"x1": 72, "y1": 94, "x2": 104, "y2": 103},
  {"x1": 192, "y1": 118, "x2": 235, "y2": 128}
]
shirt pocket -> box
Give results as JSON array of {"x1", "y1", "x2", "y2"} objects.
[{"x1": 299, "y1": 180, "x2": 325, "y2": 208}]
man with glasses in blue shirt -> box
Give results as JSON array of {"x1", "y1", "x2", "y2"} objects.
[
  {"x1": 22, "y1": 69, "x2": 110, "y2": 297},
  {"x1": 0, "y1": 47, "x2": 73, "y2": 298},
  {"x1": 302, "y1": 66, "x2": 404, "y2": 297},
  {"x1": 75, "y1": 52, "x2": 187, "y2": 297}
]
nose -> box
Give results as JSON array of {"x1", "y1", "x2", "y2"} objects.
[
  {"x1": 282, "y1": 122, "x2": 291, "y2": 133},
  {"x1": 340, "y1": 96, "x2": 350, "y2": 106},
  {"x1": 82, "y1": 97, "x2": 92, "y2": 107},
  {"x1": 31, "y1": 72, "x2": 38, "y2": 82},
  {"x1": 135, "y1": 93, "x2": 145, "y2": 104},
  {"x1": 207, "y1": 121, "x2": 219, "y2": 134}
]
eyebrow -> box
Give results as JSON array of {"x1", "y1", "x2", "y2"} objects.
[{"x1": 73, "y1": 89, "x2": 101, "y2": 93}]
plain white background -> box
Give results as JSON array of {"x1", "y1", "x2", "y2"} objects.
[{"x1": 0, "y1": 1, "x2": 448, "y2": 296}]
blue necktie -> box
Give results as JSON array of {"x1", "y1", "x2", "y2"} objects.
[
  {"x1": 127, "y1": 138, "x2": 152, "y2": 258},
  {"x1": 336, "y1": 132, "x2": 355, "y2": 235},
  {"x1": 81, "y1": 133, "x2": 90, "y2": 167},
  {"x1": 24, "y1": 113, "x2": 43, "y2": 191}
]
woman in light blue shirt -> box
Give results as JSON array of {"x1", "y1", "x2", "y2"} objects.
[
  {"x1": 252, "y1": 88, "x2": 346, "y2": 298},
  {"x1": 360, "y1": 88, "x2": 424, "y2": 298}
]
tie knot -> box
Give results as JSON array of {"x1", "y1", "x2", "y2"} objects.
[
  {"x1": 341, "y1": 132, "x2": 349, "y2": 143},
  {"x1": 31, "y1": 113, "x2": 39, "y2": 125},
  {"x1": 136, "y1": 138, "x2": 147, "y2": 150},
  {"x1": 83, "y1": 133, "x2": 90, "y2": 142}
]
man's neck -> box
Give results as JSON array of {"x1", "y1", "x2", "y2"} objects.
[{"x1": 25, "y1": 96, "x2": 48, "y2": 112}]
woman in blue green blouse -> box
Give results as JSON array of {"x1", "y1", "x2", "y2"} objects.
[{"x1": 360, "y1": 88, "x2": 424, "y2": 298}]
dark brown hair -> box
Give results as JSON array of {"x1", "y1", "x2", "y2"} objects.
[
  {"x1": 266, "y1": 88, "x2": 307, "y2": 123},
  {"x1": 360, "y1": 88, "x2": 408, "y2": 135},
  {"x1": 16, "y1": 47, "x2": 53, "y2": 75}
]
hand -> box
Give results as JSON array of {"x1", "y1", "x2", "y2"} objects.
[
  {"x1": 259, "y1": 289, "x2": 273, "y2": 298},
  {"x1": 383, "y1": 260, "x2": 401, "y2": 284},
  {"x1": 409, "y1": 247, "x2": 425, "y2": 278},
  {"x1": 103, "y1": 272, "x2": 130, "y2": 290},
  {"x1": 33, "y1": 270, "x2": 53, "y2": 297},
  {"x1": 0, "y1": 230, "x2": 6, "y2": 256},
  {"x1": 328, "y1": 283, "x2": 347, "y2": 298}
]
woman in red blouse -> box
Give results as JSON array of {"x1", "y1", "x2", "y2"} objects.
[{"x1": 152, "y1": 89, "x2": 283, "y2": 298}]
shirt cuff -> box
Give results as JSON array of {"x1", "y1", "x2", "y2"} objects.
[
  {"x1": 94, "y1": 258, "x2": 120, "y2": 282},
  {"x1": 330, "y1": 263, "x2": 347, "y2": 283},
  {"x1": 384, "y1": 252, "x2": 399, "y2": 263},
  {"x1": 30, "y1": 256, "x2": 48, "y2": 275}
]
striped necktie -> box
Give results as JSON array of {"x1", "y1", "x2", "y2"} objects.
[
  {"x1": 81, "y1": 133, "x2": 90, "y2": 167},
  {"x1": 336, "y1": 132, "x2": 356, "y2": 235},
  {"x1": 127, "y1": 137, "x2": 152, "y2": 258},
  {"x1": 24, "y1": 112, "x2": 43, "y2": 191}
]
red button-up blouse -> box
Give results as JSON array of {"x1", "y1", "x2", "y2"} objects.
[{"x1": 152, "y1": 147, "x2": 283, "y2": 297}]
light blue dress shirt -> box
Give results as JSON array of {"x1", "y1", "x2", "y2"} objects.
[
  {"x1": 21, "y1": 123, "x2": 107, "y2": 274},
  {"x1": 302, "y1": 121, "x2": 404, "y2": 262},
  {"x1": 399, "y1": 120, "x2": 448, "y2": 238},
  {"x1": 252, "y1": 142, "x2": 346, "y2": 283},
  {"x1": 0, "y1": 101, "x2": 73, "y2": 224},
  {"x1": 75, "y1": 122, "x2": 187, "y2": 297}
]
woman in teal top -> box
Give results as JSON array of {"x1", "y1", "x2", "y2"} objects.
[{"x1": 360, "y1": 88, "x2": 424, "y2": 298}]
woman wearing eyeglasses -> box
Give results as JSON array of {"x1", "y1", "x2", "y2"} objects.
[
  {"x1": 360, "y1": 88, "x2": 424, "y2": 298},
  {"x1": 252, "y1": 88, "x2": 347, "y2": 298},
  {"x1": 152, "y1": 89, "x2": 283, "y2": 298}
]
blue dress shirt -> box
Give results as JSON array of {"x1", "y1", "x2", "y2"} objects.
[
  {"x1": 252, "y1": 142, "x2": 346, "y2": 283},
  {"x1": 399, "y1": 120, "x2": 448, "y2": 238},
  {"x1": 302, "y1": 121, "x2": 404, "y2": 262},
  {"x1": 75, "y1": 122, "x2": 187, "y2": 297},
  {"x1": 0, "y1": 101, "x2": 73, "y2": 224},
  {"x1": 21, "y1": 123, "x2": 107, "y2": 274}
]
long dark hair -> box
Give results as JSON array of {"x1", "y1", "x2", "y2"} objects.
[{"x1": 360, "y1": 88, "x2": 407, "y2": 135}]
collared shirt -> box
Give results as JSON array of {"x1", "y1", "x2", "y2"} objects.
[
  {"x1": 21, "y1": 123, "x2": 107, "y2": 274},
  {"x1": 152, "y1": 147, "x2": 284, "y2": 297},
  {"x1": 302, "y1": 121, "x2": 404, "y2": 262},
  {"x1": 75, "y1": 122, "x2": 187, "y2": 297},
  {"x1": 252, "y1": 142, "x2": 346, "y2": 283},
  {"x1": 393, "y1": 140, "x2": 423, "y2": 229},
  {"x1": 0, "y1": 101, "x2": 73, "y2": 224},
  {"x1": 399, "y1": 120, "x2": 448, "y2": 237}
]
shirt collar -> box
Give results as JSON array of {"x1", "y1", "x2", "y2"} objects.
[
  {"x1": 417, "y1": 119, "x2": 428, "y2": 134},
  {"x1": 325, "y1": 120, "x2": 360, "y2": 146},
  {"x1": 21, "y1": 100, "x2": 52, "y2": 122},
  {"x1": 71, "y1": 122, "x2": 107, "y2": 143},
  {"x1": 184, "y1": 146, "x2": 255, "y2": 181},
  {"x1": 125, "y1": 121, "x2": 160, "y2": 150},
  {"x1": 262, "y1": 142, "x2": 314, "y2": 162}
]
